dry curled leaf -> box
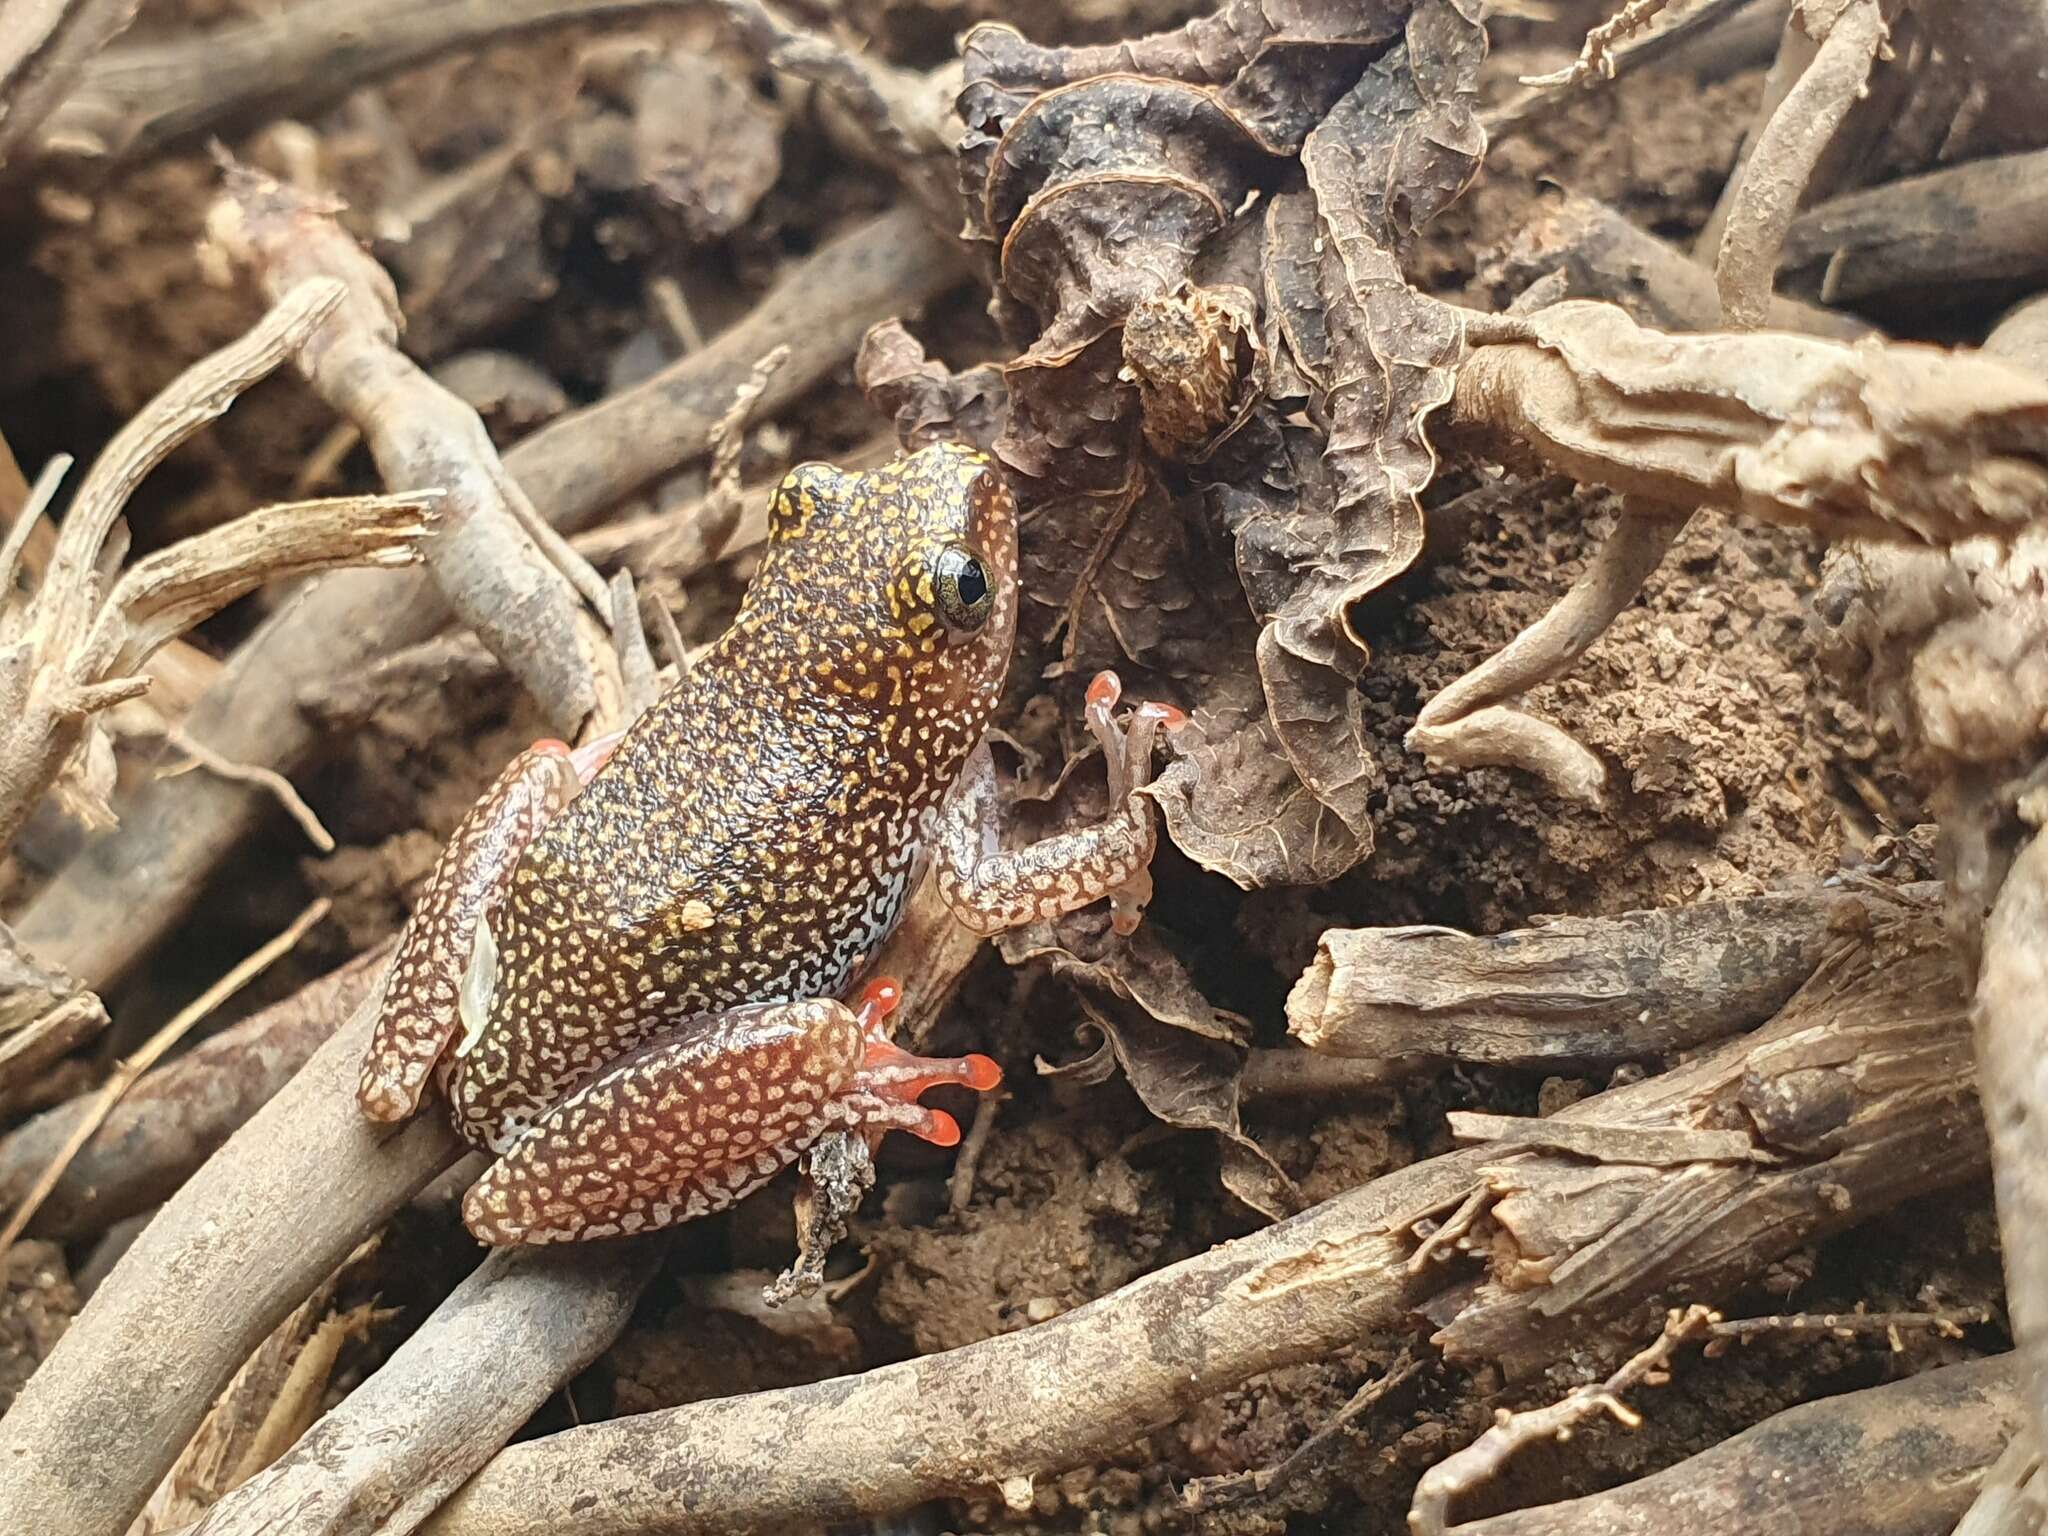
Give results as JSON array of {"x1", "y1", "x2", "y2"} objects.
[
  {"x1": 1455, "y1": 301, "x2": 2048, "y2": 542},
  {"x1": 955, "y1": 0, "x2": 1486, "y2": 890}
]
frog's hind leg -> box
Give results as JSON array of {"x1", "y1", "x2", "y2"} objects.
[
  {"x1": 356, "y1": 734, "x2": 622, "y2": 1124},
  {"x1": 933, "y1": 670, "x2": 1188, "y2": 938},
  {"x1": 461, "y1": 981, "x2": 999, "y2": 1244}
]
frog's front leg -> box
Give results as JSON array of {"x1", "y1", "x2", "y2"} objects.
[
  {"x1": 934, "y1": 670, "x2": 1187, "y2": 938},
  {"x1": 357, "y1": 733, "x2": 621, "y2": 1123},
  {"x1": 461, "y1": 978, "x2": 1000, "y2": 1244}
]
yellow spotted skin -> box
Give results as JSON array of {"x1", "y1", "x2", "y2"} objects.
[{"x1": 444, "y1": 444, "x2": 1019, "y2": 1154}]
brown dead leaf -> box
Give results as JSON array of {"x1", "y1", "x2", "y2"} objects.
[{"x1": 952, "y1": 0, "x2": 1487, "y2": 890}]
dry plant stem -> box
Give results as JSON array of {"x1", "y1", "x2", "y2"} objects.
[
  {"x1": 183, "y1": 1244, "x2": 661, "y2": 1536},
  {"x1": 212, "y1": 161, "x2": 611, "y2": 736},
  {"x1": 1449, "y1": 1353, "x2": 2023, "y2": 1536},
  {"x1": 1712, "y1": 0, "x2": 1888, "y2": 329},
  {"x1": 1287, "y1": 882, "x2": 1880, "y2": 1068},
  {"x1": 0, "y1": 278, "x2": 429, "y2": 850},
  {"x1": 1431, "y1": 902, "x2": 1981, "y2": 1375},
  {"x1": 423, "y1": 1150, "x2": 1482, "y2": 1536},
  {"x1": 1450, "y1": 302, "x2": 2048, "y2": 545},
  {"x1": 1975, "y1": 828, "x2": 2048, "y2": 1459},
  {"x1": 1493, "y1": 190, "x2": 1865, "y2": 339},
  {"x1": 0, "y1": 982, "x2": 463, "y2": 1536},
  {"x1": 0, "y1": 0, "x2": 140, "y2": 164},
  {"x1": 0, "y1": 941, "x2": 388, "y2": 1239},
  {"x1": 17, "y1": 204, "x2": 962, "y2": 990},
  {"x1": 1406, "y1": 501, "x2": 1690, "y2": 801},
  {"x1": 425, "y1": 909, "x2": 1983, "y2": 1536},
  {"x1": 1486, "y1": 0, "x2": 1784, "y2": 138},
  {"x1": 38, "y1": 0, "x2": 709, "y2": 166},
  {"x1": 1779, "y1": 146, "x2": 2048, "y2": 307},
  {"x1": 0, "y1": 897, "x2": 329, "y2": 1260},
  {"x1": 1411, "y1": 1305, "x2": 1717, "y2": 1536}
]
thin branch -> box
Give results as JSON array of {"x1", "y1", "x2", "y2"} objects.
[
  {"x1": 207, "y1": 156, "x2": 616, "y2": 736},
  {"x1": 1713, "y1": 0, "x2": 1890, "y2": 329},
  {"x1": 0, "y1": 898, "x2": 329, "y2": 1263},
  {"x1": 37, "y1": 0, "x2": 699, "y2": 167},
  {"x1": 1448, "y1": 1354, "x2": 2021, "y2": 1536},
  {"x1": 1410, "y1": 1305, "x2": 1719, "y2": 1536},
  {"x1": 0, "y1": 283, "x2": 434, "y2": 852},
  {"x1": 0, "y1": 943, "x2": 388, "y2": 1241},
  {"x1": 1406, "y1": 503, "x2": 1689, "y2": 802},
  {"x1": 0, "y1": 0, "x2": 142, "y2": 166}
]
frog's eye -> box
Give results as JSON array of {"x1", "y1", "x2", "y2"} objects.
[{"x1": 935, "y1": 543, "x2": 995, "y2": 631}]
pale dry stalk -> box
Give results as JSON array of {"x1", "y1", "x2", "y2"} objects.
[
  {"x1": 205, "y1": 157, "x2": 619, "y2": 736},
  {"x1": 1712, "y1": 0, "x2": 1890, "y2": 329},
  {"x1": 0, "y1": 277, "x2": 435, "y2": 851}
]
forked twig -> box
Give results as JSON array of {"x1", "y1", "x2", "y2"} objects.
[{"x1": 1409, "y1": 1305, "x2": 1720, "y2": 1536}]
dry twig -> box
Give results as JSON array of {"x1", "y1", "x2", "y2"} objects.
[
  {"x1": 0, "y1": 942, "x2": 387, "y2": 1240},
  {"x1": 1976, "y1": 826, "x2": 2048, "y2": 1462},
  {"x1": 1453, "y1": 303, "x2": 2048, "y2": 544},
  {"x1": 1449, "y1": 1354, "x2": 2022, "y2": 1536},
  {"x1": 183, "y1": 1245, "x2": 660, "y2": 1536},
  {"x1": 1711, "y1": 0, "x2": 1891, "y2": 329},
  {"x1": 0, "y1": 0, "x2": 141, "y2": 165},
  {"x1": 1410, "y1": 1305, "x2": 1719, "y2": 1536},
  {"x1": 1288, "y1": 884, "x2": 1880, "y2": 1067},
  {"x1": 206, "y1": 157, "x2": 617, "y2": 737},
  {"x1": 0, "y1": 279, "x2": 435, "y2": 851},
  {"x1": 0, "y1": 899, "x2": 330, "y2": 1264}
]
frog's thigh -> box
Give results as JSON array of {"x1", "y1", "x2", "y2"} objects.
[
  {"x1": 931, "y1": 739, "x2": 1154, "y2": 938},
  {"x1": 461, "y1": 998, "x2": 865, "y2": 1244},
  {"x1": 359, "y1": 743, "x2": 586, "y2": 1123}
]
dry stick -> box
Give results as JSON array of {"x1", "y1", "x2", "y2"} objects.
[
  {"x1": 1712, "y1": 0, "x2": 1889, "y2": 329},
  {"x1": 0, "y1": 0, "x2": 141, "y2": 165},
  {"x1": 1778, "y1": 144, "x2": 2048, "y2": 307},
  {"x1": 0, "y1": 280, "x2": 433, "y2": 850},
  {"x1": 1448, "y1": 1353, "x2": 2024, "y2": 1536},
  {"x1": 1411, "y1": 1304, "x2": 1719, "y2": 1536},
  {"x1": 16, "y1": 204, "x2": 964, "y2": 990},
  {"x1": 208, "y1": 158, "x2": 615, "y2": 738},
  {"x1": 1486, "y1": 0, "x2": 1784, "y2": 138},
  {"x1": 182, "y1": 1243, "x2": 662, "y2": 1536},
  {"x1": 0, "y1": 897, "x2": 331, "y2": 1262},
  {"x1": 0, "y1": 942, "x2": 388, "y2": 1239},
  {"x1": 1953, "y1": 1421, "x2": 2042, "y2": 1536},
  {"x1": 1488, "y1": 189, "x2": 1866, "y2": 339},
  {"x1": 1975, "y1": 827, "x2": 2048, "y2": 1463},
  {"x1": 0, "y1": 980, "x2": 463, "y2": 1536},
  {"x1": 1286, "y1": 883, "x2": 1885, "y2": 1069},
  {"x1": 35, "y1": 0, "x2": 702, "y2": 167},
  {"x1": 423, "y1": 909, "x2": 1982, "y2": 1536},
  {"x1": 1405, "y1": 500, "x2": 1690, "y2": 803}
]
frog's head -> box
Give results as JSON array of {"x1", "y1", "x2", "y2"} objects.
[{"x1": 749, "y1": 442, "x2": 1020, "y2": 727}]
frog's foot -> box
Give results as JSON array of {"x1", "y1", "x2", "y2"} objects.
[
  {"x1": 838, "y1": 976, "x2": 1003, "y2": 1150},
  {"x1": 932, "y1": 669, "x2": 1189, "y2": 939},
  {"x1": 459, "y1": 979, "x2": 1001, "y2": 1246},
  {"x1": 360, "y1": 739, "x2": 600, "y2": 1123}
]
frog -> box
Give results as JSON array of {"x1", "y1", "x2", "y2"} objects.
[{"x1": 356, "y1": 442, "x2": 1185, "y2": 1248}]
